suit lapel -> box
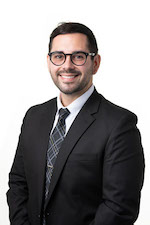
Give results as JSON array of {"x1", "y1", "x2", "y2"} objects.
[{"x1": 45, "y1": 90, "x2": 102, "y2": 209}]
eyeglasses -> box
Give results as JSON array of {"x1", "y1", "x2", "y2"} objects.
[{"x1": 48, "y1": 51, "x2": 96, "y2": 66}]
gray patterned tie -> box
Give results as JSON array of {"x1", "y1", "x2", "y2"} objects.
[{"x1": 45, "y1": 108, "x2": 70, "y2": 200}]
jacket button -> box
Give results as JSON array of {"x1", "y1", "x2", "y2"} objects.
[
  {"x1": 38, "y1": 214, "x2": 41, "y2": 218},
  {"x1": 46, "y1": 212, "x2": 50, "y2": 216}
]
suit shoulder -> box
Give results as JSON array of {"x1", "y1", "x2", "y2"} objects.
[
  {"x1": 99, "y1": 94, "x2": 138, "y2": 124},
  {"x1": 24, "y1": 97, "x2": 57, "y2": 119}
]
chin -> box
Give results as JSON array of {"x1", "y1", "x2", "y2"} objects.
[
  {"x1": 59, "y1": 87, "x2": 83, "y2": 95},
  {"x1": 60, "y1": 89, "x2": 77, "y2": 95},
  {"x1": 57, "y1": 82, "x2": 89, "y2": 96}
]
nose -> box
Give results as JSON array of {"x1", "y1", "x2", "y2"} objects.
[{"x1": 63, "y1": 55, "x2": 75, "y2": 69}]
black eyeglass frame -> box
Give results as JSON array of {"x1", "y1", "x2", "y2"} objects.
[{"x1": 48, "y1": 51, "x2": 96, "y2": 66}]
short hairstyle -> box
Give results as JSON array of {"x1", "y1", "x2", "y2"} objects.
[{"x1": 48, "y1": 22, "x2": 98, "y2": 55}]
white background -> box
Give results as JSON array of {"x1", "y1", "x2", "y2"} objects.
[{"x1": 0, "y1": 0, "x2": 150, "y2": 224}]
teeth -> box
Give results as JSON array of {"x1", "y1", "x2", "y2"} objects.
[{"x1": 61, "y1": 75, "x2": 76, "y2": 78}]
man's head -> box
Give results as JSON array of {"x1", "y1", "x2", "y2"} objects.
[
  {"x1": 48, "y1": 22, "x2": 98, "y2": 55},
  {"x1": 47, "y1": 22, "x2": 101, "y2": 105}
]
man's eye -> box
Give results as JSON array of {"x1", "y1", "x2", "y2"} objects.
[
  {"x1": 54, "y1": 54, "x2": 63, "y2": 59},
  {"x1": 77, "y1": 55, "x2": 83, "y2": 59},
  {"x1": 73, "y1": 54, "x2": 84, "y2": 60}
]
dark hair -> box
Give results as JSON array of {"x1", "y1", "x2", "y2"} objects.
[{"x1": 48, "y1": 22, "x2": 98, "y2": 55}]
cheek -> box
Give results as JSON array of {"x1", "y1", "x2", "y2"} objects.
[
  {"x1": 49, "y1": 66, "x2": 58, "y2": 76},
  {"x1": 82, "y1": 65, "x2": 93, "y2": 77},
  {"x1": 84, "y1": 60, "x2": 94, "y2": 73}
]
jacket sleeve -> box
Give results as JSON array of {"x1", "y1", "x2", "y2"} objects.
[
  {"x1": 7, "y1": 113, "x2": 31, "y2": 225},
  {"x1": 89, "y1": 112, "x2": 145, "y2": 225}
]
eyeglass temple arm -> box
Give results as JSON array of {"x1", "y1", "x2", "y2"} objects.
[{"x1": 89, "y1": 53, "x2": 96, "y2": 56}]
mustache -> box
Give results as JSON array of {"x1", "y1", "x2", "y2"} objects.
[{"x1": 57, "y1": 69, "x2": 81, "y2": 76}]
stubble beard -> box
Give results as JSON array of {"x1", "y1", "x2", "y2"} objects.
[{"x1": 51, "y1": 69, "x2": 93, "y2": 95}]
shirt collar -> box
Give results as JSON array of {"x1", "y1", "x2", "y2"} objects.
[{"x1": 57, "y1": 85, "x2": 94, "y2": 115}]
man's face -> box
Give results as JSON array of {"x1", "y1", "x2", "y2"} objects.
[{"x1": 47, "y1": 33, "x2": 100, "y2": 97}]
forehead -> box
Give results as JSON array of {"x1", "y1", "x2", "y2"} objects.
[{"x1": 51, "y1": 33, "x2": 89, "y2": 52}]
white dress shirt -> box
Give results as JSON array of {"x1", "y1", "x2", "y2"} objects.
[{"x1": 51, "y1": 85, "x2": 94, "y2": 135}]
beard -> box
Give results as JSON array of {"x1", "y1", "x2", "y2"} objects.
[
  {"x1": 57, "y1": 80, "x2": 89, "y2": 95},
  {"x1": 50, "y1": 68, "x2": 93, "y2": 95}
]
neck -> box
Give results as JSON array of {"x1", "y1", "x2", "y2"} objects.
[{"x1": 60, "y1": 94, "x2": 77, "y2": 107}]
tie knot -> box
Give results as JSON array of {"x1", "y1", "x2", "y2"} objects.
[{"x1": 59, "y1": 108, "x2": 70, "y2": 121}]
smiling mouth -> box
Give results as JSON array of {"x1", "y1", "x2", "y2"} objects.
[
  {"x1": 57, "y1": 70, "x2": 81, "y2": 81},
  {"x1": 60, "y1": 75, "x2": 78, "y2": 79}
]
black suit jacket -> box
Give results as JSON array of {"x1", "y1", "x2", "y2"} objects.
[{"x1": 7, "y1": 89, "x2": 144, "y2": 225}]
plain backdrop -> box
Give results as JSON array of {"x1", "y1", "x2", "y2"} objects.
[{"x1": 0, "y1": 0, "x2": 150, "y2": 224}]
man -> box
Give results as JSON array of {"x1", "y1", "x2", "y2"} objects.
[{"x1": 7, "y1": 22, "x2": 144, "y2": 225}]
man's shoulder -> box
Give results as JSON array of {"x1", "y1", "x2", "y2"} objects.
[
  {"x1": 92, "y1": 89, "x2": 136, "y2": 118},
  {"x1": 30, "y1": 97, "x2": 57, "y2": 110},
  {"x1": 24, "y1": 97, "x2": 57, "y2": 119},
  {"x1": 101, "y1": 94, "x2": 135, "y2": 115},
  {"x1": 99, "y1": 93, "x2": 137, "y2": 126}
]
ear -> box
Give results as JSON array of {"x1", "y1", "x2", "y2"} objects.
[
  {"x1": 47, "y1": 54, "x2": 52, "y2": 74},
  {"x1": 47, "y1": 54, "x2": 50, "y2": 65},
  {"x1": 93, "y1": 54, "x2": 101, "y2": 75},
  {"x1": 47, "y1": 54, "x2": 51, "y2": 69}
]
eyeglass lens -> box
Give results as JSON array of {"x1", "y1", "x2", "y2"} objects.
[{"x1": 50, "y1": 52, "x2": 87, "y2": 66}]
